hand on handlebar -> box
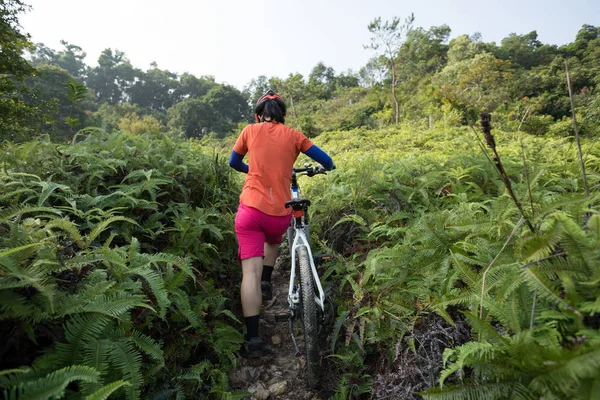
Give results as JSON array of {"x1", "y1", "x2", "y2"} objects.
[{"x1": 294, "y1": 163, "x2": 335, "y2": 177}]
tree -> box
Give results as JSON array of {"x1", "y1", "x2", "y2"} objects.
[
  {"x1": 435, "y1": 53, "x2": 514, "y2": 117},
  {"x1": 447, "y1": 34, "x2": 483, "y2": 65},
  {"x1": 117, "y1": 112, "x2": 163, "y2": 135},
  {"x1": 496, "y1": 31, "x2": 554, "y2": 69},
  {"x1": 203, "y1": 84, "x2": 249, "y2": 124},
  {"x1": 25, "y1": 65, "x2": 89, "y2": 139},
  {"x1": 87, "y1": 49, "x2": 135, "y2": 104},
  {"x1": 399, "y1": 25, "x2": 451, "y2": 75},
  {"x1": 167, "y1": 97, "x2": 223, "y2": 138},
  {"x1": 307, "y1": 62, "x2": 336, "y2": 100},
  {"x1": 29, "y1": 41, "x2": 88, "y2": 78},
  {"x1": 0, "y1": 0, "x2": 40, "y2": 140},
  {"x1": 365, "y1": 14, "x2": 414, "y2": 125},
  {"x1": 244, "y1": 75, "x2": 271, "y2": 107},
  {"x1": 129, "y1": 65, "x2": 179, "y2": 112},
  {"x1": 173, "y1": 73, "x2": 216, "y2": 100},
  {"x1": 56, "y1": 40, "x2": 87, "y2": 77}
]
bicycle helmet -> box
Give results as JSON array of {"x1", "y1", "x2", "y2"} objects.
[{"x1": 254, "y1": 90, "x2": 287, "y2": 122}]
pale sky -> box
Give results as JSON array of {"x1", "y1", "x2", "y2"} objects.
[{"x1": 20, "y1": 0, "x2": 599, "y2": 90}]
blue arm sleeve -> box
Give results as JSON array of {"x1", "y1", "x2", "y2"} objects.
[
  {"x1": 304, "y1": 145, "x2": 335, "y2": 170},
  {"x1": 229, "y1": 150, "x2": 248, "y2": 174}
]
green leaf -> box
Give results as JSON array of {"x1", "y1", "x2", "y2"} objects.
[{"x1": 84, "y1": 380, "x2": 131, "y2": 400}]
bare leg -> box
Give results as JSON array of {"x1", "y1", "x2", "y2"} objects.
[
  {"x1": 264, "y1": 242, "x2": 279, "y2": 267},
  {"x1": 241, "y1": 257, "x2": 263, "y2": 316}
]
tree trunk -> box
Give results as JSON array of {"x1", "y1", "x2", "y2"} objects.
[
  {"x1": 565, "y1": 61, "x2": 589, "y2": 196},
  {"x1": 390, "y1": 59, "x2": 399, "y2": 125}
]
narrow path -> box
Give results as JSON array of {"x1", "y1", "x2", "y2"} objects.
[{"x1": 229, "y1": 255, "x2": 323, "y2": 400}]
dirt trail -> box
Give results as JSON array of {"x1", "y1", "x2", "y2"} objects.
[{"x1": 228, "y1": 255, "x2": 327, "y2": 400}]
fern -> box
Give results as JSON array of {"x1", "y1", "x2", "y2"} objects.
[
  {"x1": 82, "y1": 339, "x2": 112, "y2": 376},
  {"x1": 1, "y1": 365, "x2": 100, "y2": 400},
  {"x1": 0, "y1": 206, "x2": 61, "y2": 223},
  {"x1": 56, "y1": 314, "x2": 111, "y2": 366},
  {"x1": 422, "y1": 381, "x2": 532, "y2": 400},
  {"x1": 528, "y1": 348, "x2": 600, "y2": 396},
  {"x1": 84, "y1": 380, "x2": 131, "y2": 400},
  {"x1": 110, "y1": 340, "x2": 143, "y2": 400},
  {"x1": 129, "y1": 330, "x2": 164, "y2": 362}
]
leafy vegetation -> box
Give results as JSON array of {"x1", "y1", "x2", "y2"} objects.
[
  {"x1": 304, "y1": 124, "x2": 600, "y2": 399},
  {"x1": 1, "y1": 1, "x2": 599, "y2": 399},
  {"x1": 0, "y1": 130, "x2": 248, "y2": 398}
]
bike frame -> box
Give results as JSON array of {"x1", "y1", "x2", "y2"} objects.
[
  {"x1": 286, "y1": 167, "x2": 326, "y2": 314},
  {"x1": 288, "y1": 227, "x2": 326, "y2": 312}
]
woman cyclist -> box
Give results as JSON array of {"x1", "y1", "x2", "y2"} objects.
[{"x1": 229, "y1": 90, "x2": 335, "y2": 357}]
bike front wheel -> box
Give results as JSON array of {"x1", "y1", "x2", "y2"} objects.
[{"x1": 297, "y1": 244, "x2": 320, "y2": 388}]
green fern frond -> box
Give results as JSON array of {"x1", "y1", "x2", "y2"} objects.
[
  {"x1": 84, "y1": 380, "x2": 131, "y2": 400},
  {"x1": 528, "y1": 348, "x2": 600, "y2": 396},
  {"x1": 0, "y1": 188, "x2": 36, "y2": 201},
  {"x1": 450, "y1": 253, "x2": 479, "y2": 288},
  {"x1": 169, "y1": 287, "x2": 203, "y2": 327},
  {"x1": 56, "y1": 314, "x2": 111, "y2": 366},
  {"x1": 110, "y1": 340, "x2": 142, "y2": 400},
  {"x1": 0, "y1": 206, "x2": 61, "y2": 223},
  {"x1": 439, "y1": 341, "x2": 498, "y2": 387},
  {"x1": 3, "y1": 365, "x2": 100, "y2": 400},
  {"x1": 129, "y1": 330, "x2": 164, "y2": 362},
  {"x1": 86, "y1": 216, "x2": 138, "y2": 248},
  {"x1": 45, "y1": 218, "x2": 85, "y2": 249},
  {"x1": 60, "y1": 293, "x2": 154, "y2": 320},
  {"x1": 331, "y1": 310, "x2": 351, "y2": 352},
  {"x1": 587, "y1": 214, "x2": 600, "y2": 240},
  {"x1": 82, "y1": 339, "x2": 111, "y2": 375},
  {"x1": 0, "y1": 242, "x2": 45, "y2": 262},
  {"x1": 580, "y1": 298, "x2": 600, "y2": 315},
  {"x1": 423, "y1": 381, "x2": 532, "y2": 400},
  {"x1": 36, "y1": 181, "x2": 71, "y2": 207},
  {"x1": 127, "y1": 268, "x2": 170, "y2": 319},
  {"x1": 521, "y1": 266, "x2": 580, "y2": 316}
]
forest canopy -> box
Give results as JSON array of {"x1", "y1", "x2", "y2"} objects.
[{"x1": 1, "y1": 0, "x2": 598, "y2": 142}]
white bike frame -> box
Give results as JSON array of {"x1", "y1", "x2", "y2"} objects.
[{"x1": 288, "y1": 223, "x2": 326, "y2": 312}]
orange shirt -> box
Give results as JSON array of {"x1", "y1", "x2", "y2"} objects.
[{"x1": 233, "y1": 122, "x2": 313, "y2": 216}]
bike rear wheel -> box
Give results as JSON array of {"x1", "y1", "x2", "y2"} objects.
[{"x1": 297, "y1": 245, "x2": 320, "y2": 388}]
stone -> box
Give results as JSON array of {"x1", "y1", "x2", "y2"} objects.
[
  {"x1": 248, "y1": 382, "x2": 270, "y2": 400},
  {"x1": 228, "y1": 369, "x2": 246, "y2": 387},
  {"x1": 252, "y1": 388, "x2": 270, "y2": 400},
  {"x1": 248, "y1": 367, "x2": 260, "y2": 380},
  {"x1": 268, "y1": 380, "x2": 288, "y2": 396},
  {"x1": 229, "y1": 366, "x2": 260, "y2": 387},
  {"x1": 271, "y1": 335, "x2": 282, "y2": 345}
]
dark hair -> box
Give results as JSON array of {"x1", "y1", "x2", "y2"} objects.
[
  {"x1": 254, "y1": 90, "x2": 287, "y2": 124},
  {"x1": 261, "y1": 99, "x2": 286, "y2": 123}
]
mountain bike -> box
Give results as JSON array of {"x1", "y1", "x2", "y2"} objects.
[{"x1": 274, "y1": 163, "x2": 332, "y2": 389}]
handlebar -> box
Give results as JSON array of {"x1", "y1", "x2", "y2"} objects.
[
  {"x1": 293, "y1": 166, "x2": 325, "y2": 177},
  {"x1": 293, "y1": 164, "x2": 334, "y2": 177}
]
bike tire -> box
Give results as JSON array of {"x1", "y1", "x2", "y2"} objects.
[{"x1": 297, "y1": 244, "x2": 320, "y2": 388}]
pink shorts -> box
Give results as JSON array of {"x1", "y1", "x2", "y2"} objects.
[{"x1": 234, "y1": 203, "x2": 292, "y2": 261}]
